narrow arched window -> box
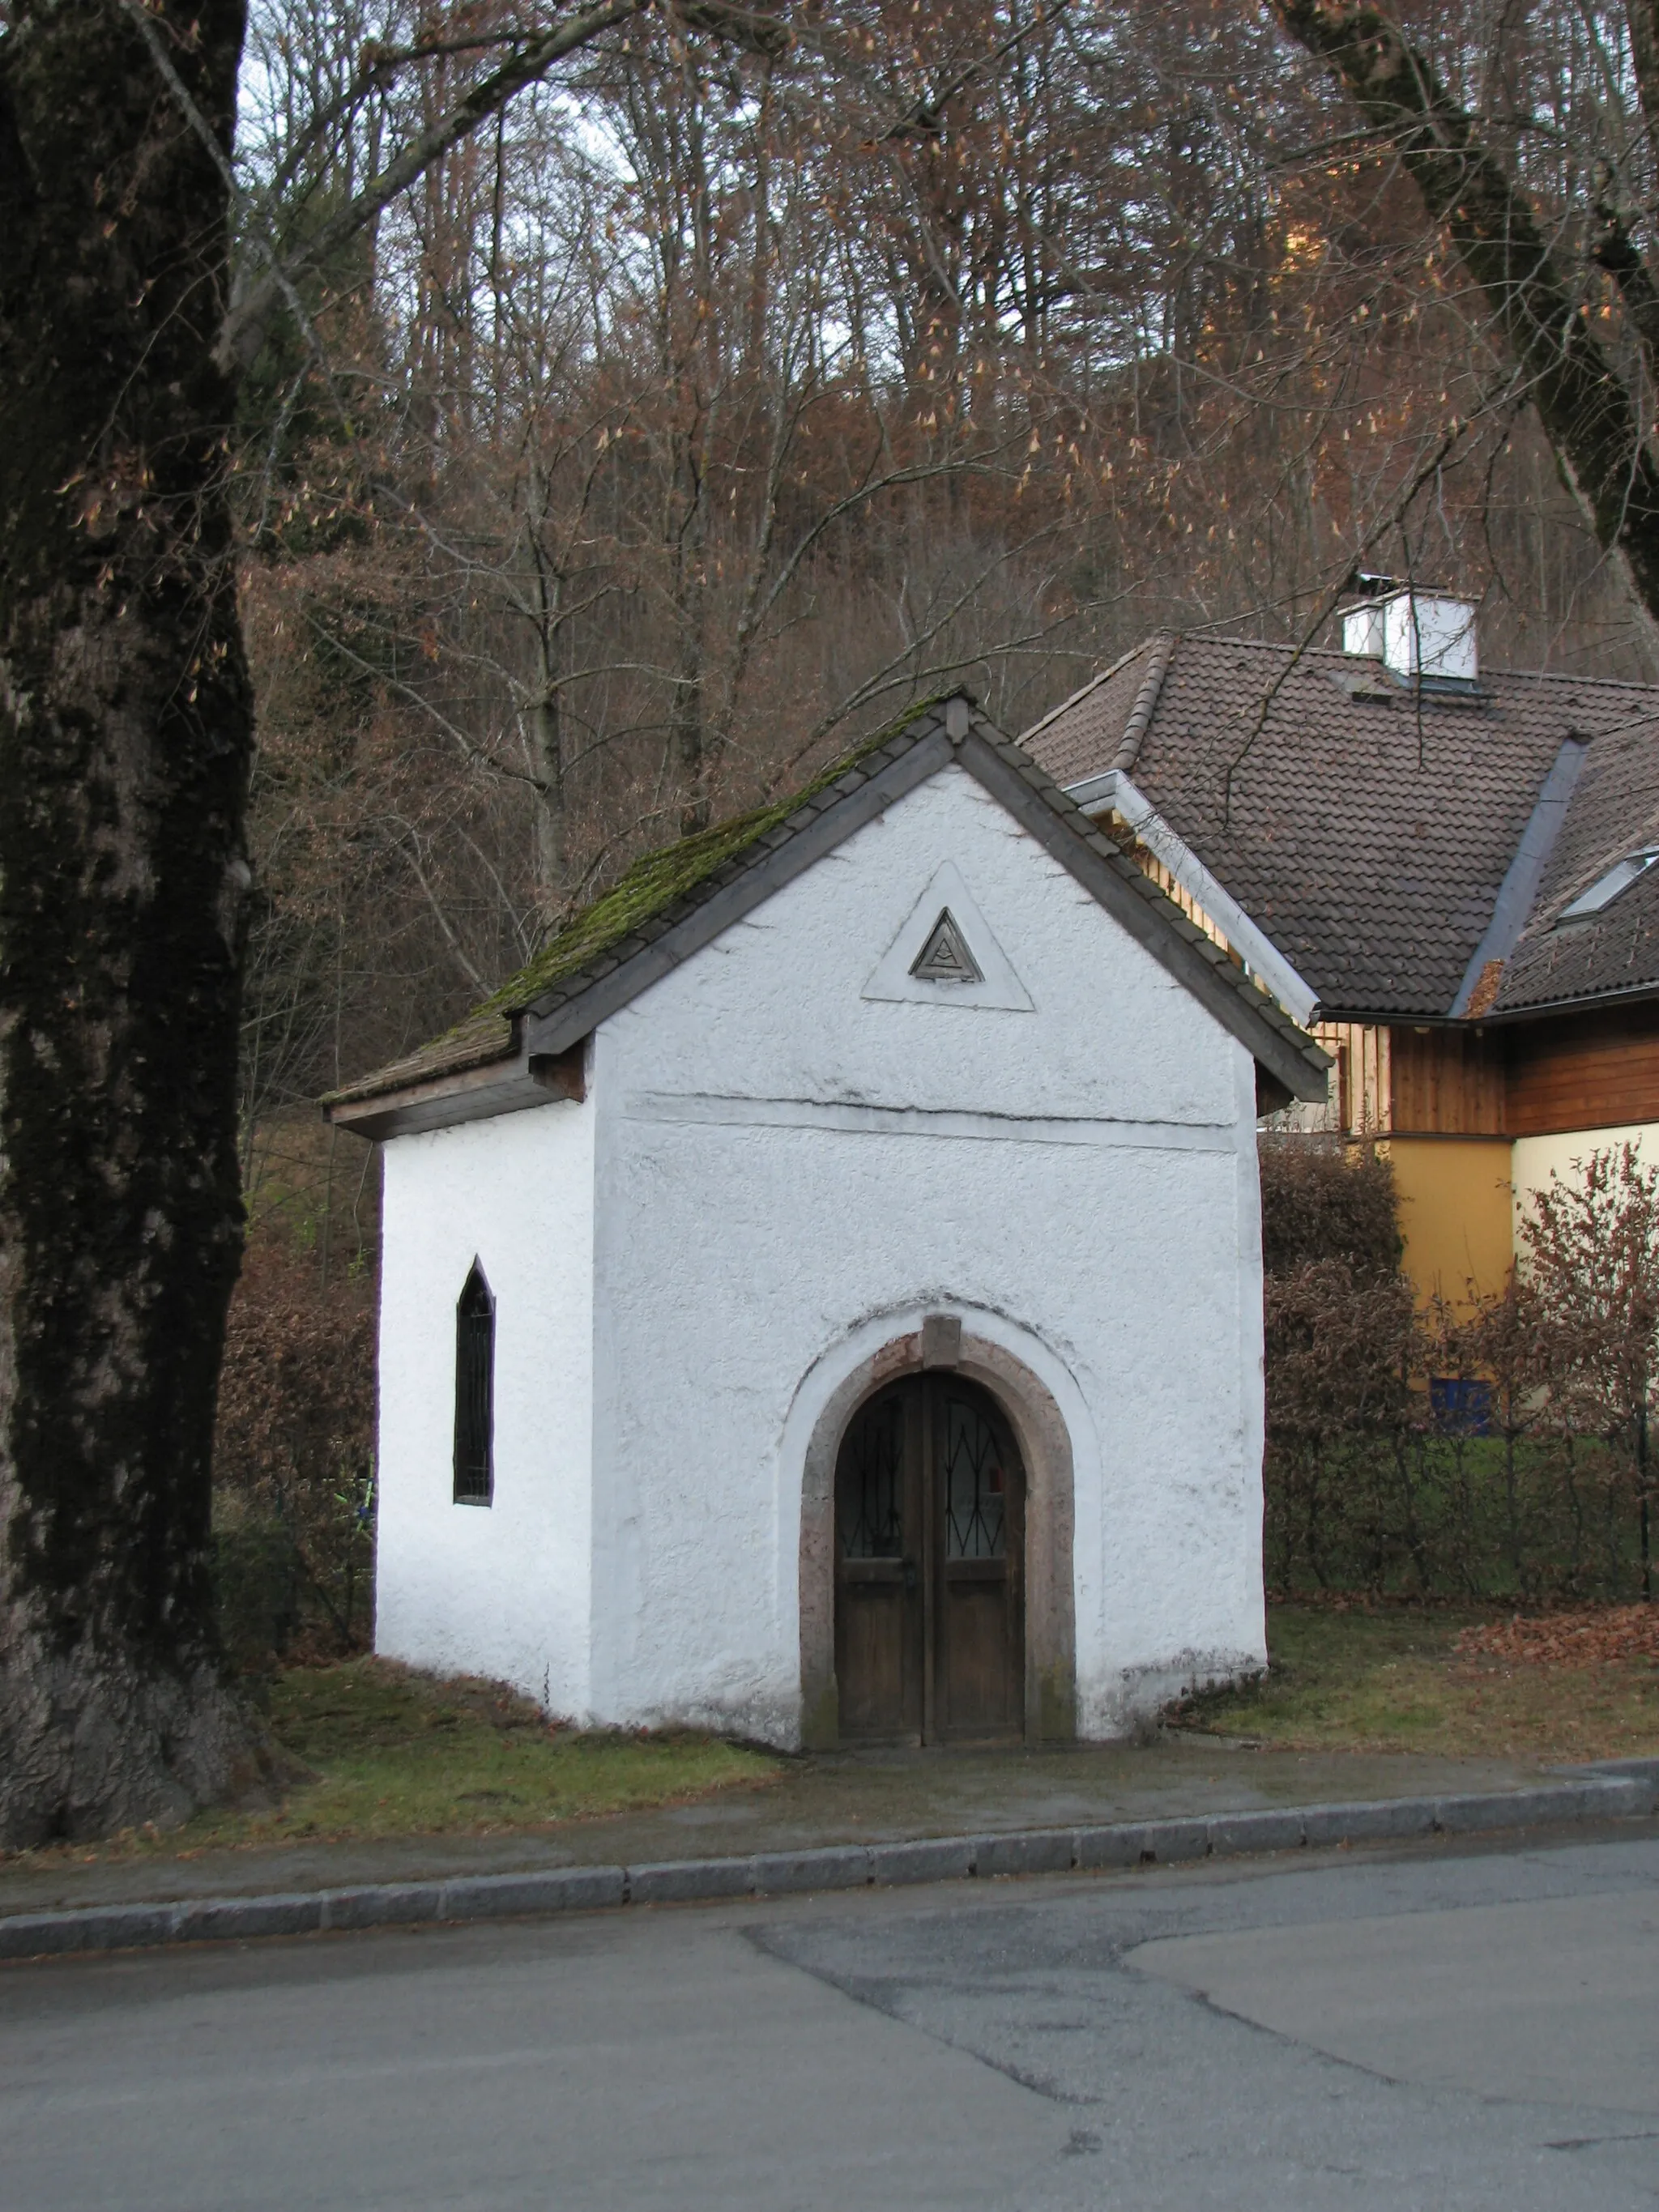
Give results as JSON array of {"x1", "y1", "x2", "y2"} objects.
[{"x1": 453, "y1": 1261, "x2": 495, "y2": 1505}]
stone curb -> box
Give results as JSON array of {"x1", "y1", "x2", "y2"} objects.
[{"x1": 2, "y1": 1769, "x2": 1653, "y2": 1965}]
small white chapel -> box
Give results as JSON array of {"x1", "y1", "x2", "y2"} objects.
[{"x1": 326, "y1": 694, "x2": 1328, "y2": 1747}]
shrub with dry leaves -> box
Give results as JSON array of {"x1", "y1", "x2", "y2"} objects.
[
  {"x1": 213, "y1": 1233, "x2": 377, "y2": 1667},
  {"x1": 1260, "y1": 1139, "x2": 1648, "y2": 1604}
]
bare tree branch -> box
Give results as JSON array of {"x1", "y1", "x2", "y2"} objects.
[
  {"x1": 221, "y1": 0, "x2": 789, "y2": 371},
  {"x1": 1269, "y1": 0, "x2": 1659, "y2": 633}
]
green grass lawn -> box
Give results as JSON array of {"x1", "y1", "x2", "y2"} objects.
[
  {"x1": 1179, "y1": 1603, "x2": 1659, "y2": 1762},
  {"x1": 10, "y1": 1606, "x2": 1657, "y2": 1875},
  {"x1": 11, "y1": 1659, "x2": 783, "y2": 1867}
]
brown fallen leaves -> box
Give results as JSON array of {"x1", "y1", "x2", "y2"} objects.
[{"x1": 1456, "y1": 1605, "x2": 1659, "y2": 1669}]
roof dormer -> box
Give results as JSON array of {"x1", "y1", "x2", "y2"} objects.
[{"x1": 1341, "y1": 576, "x2": 1481, "y2": 691}]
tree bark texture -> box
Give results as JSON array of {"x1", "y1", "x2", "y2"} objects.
[
  {"x1": 0, "y1": 0, "x2": 262, "y2": 1844},
  {"x1": 1271, "y1": 0, "x2": 1659, "y2": 631}
]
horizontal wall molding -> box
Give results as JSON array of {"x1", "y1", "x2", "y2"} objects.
[{"x1": 620, "y1": 1090, "x2": 1237, "y2": 1153}]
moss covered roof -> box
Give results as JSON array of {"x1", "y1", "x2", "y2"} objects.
[
  {"x1": 325, "y1": 698, "x2": 949, "y2": 1106},
  {"x1": 326, "y1": 686, "x2": 1330, "y2": 1117}
]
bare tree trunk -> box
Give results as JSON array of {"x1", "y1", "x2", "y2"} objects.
[
  {"x1": 525, "y1": 481, "x2": 569, "y2": 897},
  {"x1": 672, "y1": 503, "x2": 710, "y2": 833},
  {"x1": 0, "y1": 0, "x2": 263, "y2": 1844},
  {"x1": 744, "y1": 58, "x2": 774, "y2": 384},
  {"x1": 1269, "y1": 0, "x2": 1659, "y2": 637},
  {"x1": 531, "y1": 693, "x2": 567, "y2": 892}
]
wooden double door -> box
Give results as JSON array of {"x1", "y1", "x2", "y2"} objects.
[{"x1": 834, "y1": 1375, "x2": 1026, "y2": 1745}]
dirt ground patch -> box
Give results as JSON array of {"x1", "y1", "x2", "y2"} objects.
[{"x1": 1178, "y1": 1602, "x2": 1659, "y2": 1763}]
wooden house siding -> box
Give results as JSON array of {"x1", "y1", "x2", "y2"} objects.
[
  {"x1": 1332, "y1": 1022, "x2": 1390, "y2": 1134},
  {"x1": 1388, "y1": 1026, "x2": 1507, "y2": 1136},
  {"x1": 1503, "y1": 1001, "x2": 1659, "y2": 1136},
  {"x1": 1110, "y1": 833, "x2": 1659, "y2": 1144},
  {"x1": 1354, "y1": 1014, "x2": 1656, "y2": 1140},
  {"x1": 1265, "y1": 1008, "x2": 1659, "y2": 1142},
  {"x1": 1271, "y1": 1021, "x2": 1390, "y2": 1135},
  {"x1": 1370, "y1": 1008, "x2": 1659, "y2": 1140}
]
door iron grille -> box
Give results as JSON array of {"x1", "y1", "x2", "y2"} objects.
[
  {"x1": 943, "y1": 1395, "x2": 1007, "y2": 1558},
  {"x1": 838, "y1": 1393, "x2": 905, "y2": 1558}
]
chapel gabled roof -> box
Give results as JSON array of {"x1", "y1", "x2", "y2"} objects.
[
  {"x1": 1021, "y1": 633, "x2": 1659, "y2": 1022},
  {"x1": 325, "y1": 693, "x2": 1330, "y2": 1137},
  {"x1": 325, "y1": 703, "x2": 931, "y2": 1108}
]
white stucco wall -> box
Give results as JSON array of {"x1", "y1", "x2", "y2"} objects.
[
  {"x1": 372, "y1": 760, "x2": 1270, "y2": 1740},
  {"x1": 1512, "y1": 1121, "x2": 1659, "y2": 1235},
  {"x1": 586, "y1": 764, "x2": 1267, "y2": 1741},
  {"x1": 373, "y1": 1096, "x2": 595, "y2": 1712}
]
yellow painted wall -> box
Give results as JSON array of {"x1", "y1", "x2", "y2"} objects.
[{"x1": 1383, "y1": 1138, "x2": 1514, "y2": 1308}]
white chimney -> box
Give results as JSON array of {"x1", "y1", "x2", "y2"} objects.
[
  {"x1": 1341, "y1": 583, "x2": 1478, "y2": 684},
  {"x1": 1381, "y1": 590, "x2": 1478, "y2": 683},
  {"x1": 1341, "y1": 603, "x2": 1385, "y2": 658}
]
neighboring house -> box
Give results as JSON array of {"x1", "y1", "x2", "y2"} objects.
[
  {"x1": 326, "y1": 696, "x2": 1326, "y2": 1745},
  {"x1": 1021, "y1": 589, "x2": 1659, "y2": 1311}
]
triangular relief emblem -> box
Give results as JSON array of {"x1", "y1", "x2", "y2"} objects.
[
  {"x1": 861, "y1": 861, "x2": 1033, "y2": 1012},
  {"x1": 910, "y1": 909, "x2": 983, "y2": 985}
]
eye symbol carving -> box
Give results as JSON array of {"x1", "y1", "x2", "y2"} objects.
[{"x1": 910, "y1": 909, "x2": 983, "y2": 984}]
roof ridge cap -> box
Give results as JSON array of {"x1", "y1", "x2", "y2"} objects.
[
  {"x1": 1112, "y1": 630, "x2": 1179, "y2": 773},
  {"x1": 1183, "y1": 633, "x2": 1332, "y2": 652},
  {"x1": 1484, "y1": 663, "x2": 1659, "y2": 693},
  {"x1": 1019, "y1": 635, "x2": 1169, "y2": 746}
]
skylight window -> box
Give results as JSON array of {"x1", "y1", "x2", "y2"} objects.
[{"x1": 1558, "y1": 846, "x2": 1659, "y2": 922}]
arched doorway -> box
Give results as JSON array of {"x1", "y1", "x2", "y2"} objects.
[{"x1": 834, "y1": 1375, "x2": 1026, "y2": 1745}]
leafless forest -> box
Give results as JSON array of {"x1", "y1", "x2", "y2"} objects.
[
  {"x1": 238, "y1": 0, "x2": 1659, "y2": 1189},
  {"x1": 207, "y1": 0, "x2": 1659, "y2": 1653}
]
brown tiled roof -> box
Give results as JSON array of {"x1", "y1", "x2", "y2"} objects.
[
  {"x1": 328, "y1": 693, "x2": 1330, "y2": 1118},
  {"x1": 1491, "y1": 705, "x2": 1659, "y2": 1012},
  {"x1": 1022, "y1": 635, "x2": 1177, "y2": 775},
  {"x1": 1021, "y1": 633, "x2": 1659, "y2": 1021}
]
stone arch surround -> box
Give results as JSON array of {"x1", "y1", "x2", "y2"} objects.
[{"x1": 792, "y1": 1311, "x2": 1079, "y2": 1749}]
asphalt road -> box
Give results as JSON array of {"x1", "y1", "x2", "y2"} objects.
[{"x1": 3, "y1": 1829, "x2": 1658, "y2": 2211}]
